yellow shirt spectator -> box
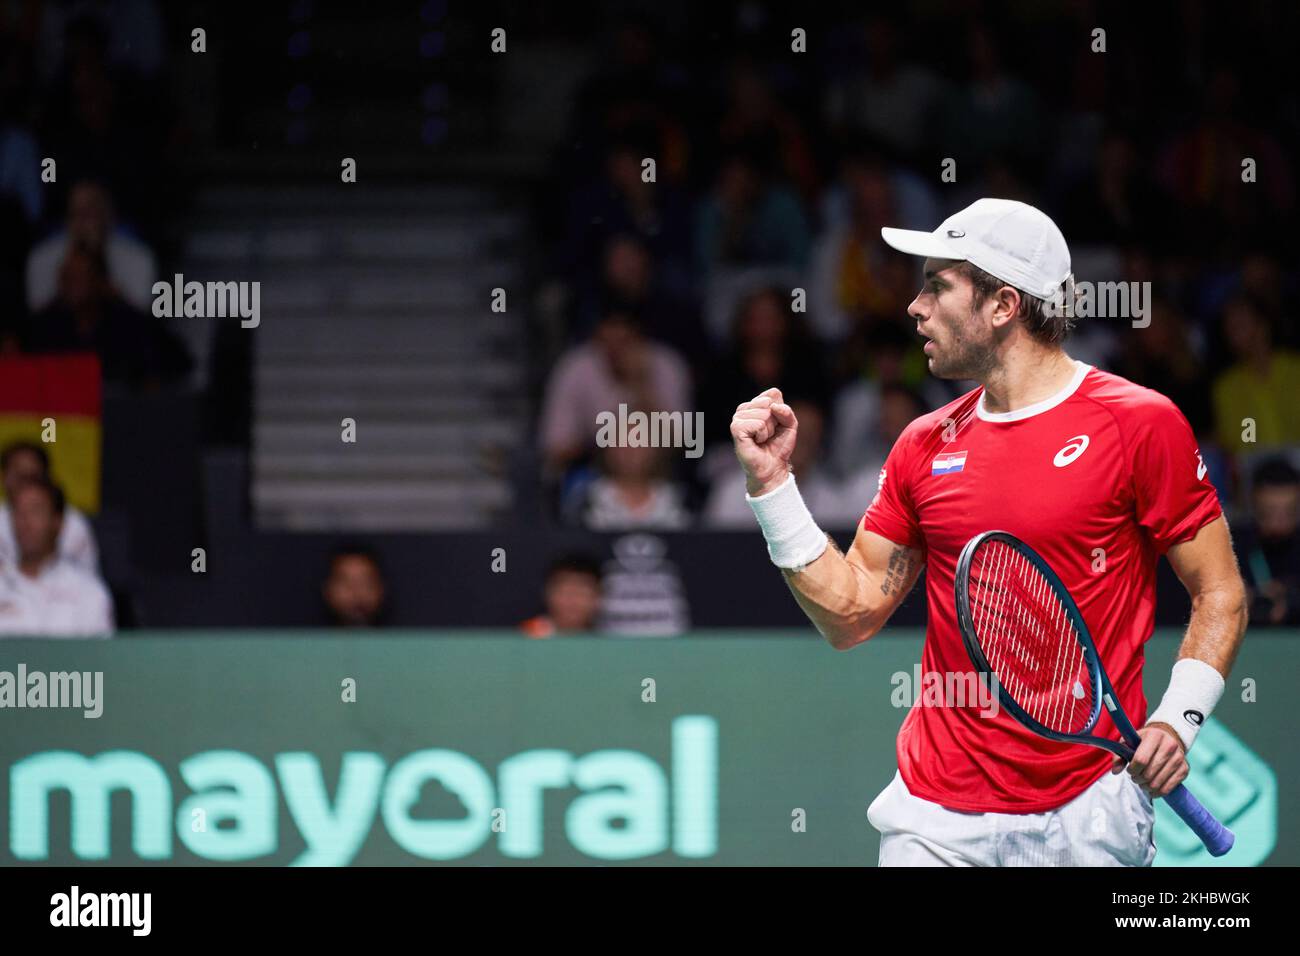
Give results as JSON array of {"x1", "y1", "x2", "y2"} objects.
[{"x1": 1213, "y1": 349, "x2": 1300, "y2": 450}]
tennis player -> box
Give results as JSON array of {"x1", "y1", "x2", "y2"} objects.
[{"x1": 732, "y1": 198, "x2": 1248, "y2": 866}]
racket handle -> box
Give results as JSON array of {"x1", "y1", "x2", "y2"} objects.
[{"x1": 1164, "y1": 784, "x2": 1235, "y2": 857}]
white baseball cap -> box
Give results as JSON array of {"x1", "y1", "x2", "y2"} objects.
[{"x1": 880, "y1": 198, "x2": 1072, "y2": 304}]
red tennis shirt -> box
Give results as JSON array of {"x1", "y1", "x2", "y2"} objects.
[{"x1": 861, "y1": 361, "x2": 1223, "y2": 812}]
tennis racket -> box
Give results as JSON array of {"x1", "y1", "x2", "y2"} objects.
[{"x1": 955, "y1": 530, "x2": 1234, "y2": 857}]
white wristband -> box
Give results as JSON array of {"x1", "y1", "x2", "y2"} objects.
[
  {"x1": 746, "y1": 472, "x2": 828, "y2": 571},
  {"x1": 1146, "y1": 658, "x2": 1225, "y2": 752}
]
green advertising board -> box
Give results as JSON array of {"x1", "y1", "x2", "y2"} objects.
[{"x1": 0, "y1": 631, "x2": 1289, "y2": 865}]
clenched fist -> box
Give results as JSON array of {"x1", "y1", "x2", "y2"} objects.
[{"x1": 730, "y1": 387, "x2": 799, "y2": 497}]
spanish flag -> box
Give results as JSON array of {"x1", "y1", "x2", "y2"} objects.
[{"x1": 0, "y1": 355, "x2": 101, "y2": 513}]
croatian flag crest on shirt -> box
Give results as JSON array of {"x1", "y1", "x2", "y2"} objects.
[{"x1": 931, "y1": 451, "x2": 967, "y2": 475}]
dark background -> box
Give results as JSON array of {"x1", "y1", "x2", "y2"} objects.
[{"x1": 0, "y1": 0, "x2": 1296, "y2": 630}]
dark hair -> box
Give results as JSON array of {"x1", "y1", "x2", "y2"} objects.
[
  {"x1": 0, "y1": 441, "x2": 50, "y2": 475},
  {"x1": 956, "y1": 261, "x2": 1074, "y2": 345},
  {"x1": 12, "y1": 476, "x2": 65, "y2": 515},
  {"x1": 1252, "y1": 456, "x2": 1300, "y2": 490},
  {"x1": 546, "y1": 554, "x2": 602, "y2": 584}
]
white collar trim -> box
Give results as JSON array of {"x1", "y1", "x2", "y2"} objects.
[{"x1": 976, "y1": 360, "x2": 1092, "y2": 423}]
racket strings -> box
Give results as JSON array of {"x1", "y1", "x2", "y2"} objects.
[{"x1": 967, "y1": 541, "x2": 1095, "y2": 734}]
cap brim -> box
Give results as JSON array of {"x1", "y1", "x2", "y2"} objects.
[{"x1": 880, "y1": 227, "x2": 964, "y2": 261}]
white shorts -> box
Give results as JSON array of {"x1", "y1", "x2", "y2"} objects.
[{"x1": 867, "y1": 768, "x2": 1156, "y2": 867}]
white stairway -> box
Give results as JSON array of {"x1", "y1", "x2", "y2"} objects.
[{"x1": 182, "y1": 183, "x2": 528, "y2": 530}]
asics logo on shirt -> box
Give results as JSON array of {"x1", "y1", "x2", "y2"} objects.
[{"x1": 1053, "y1": 435, "x2": 1090, "y2": 467}]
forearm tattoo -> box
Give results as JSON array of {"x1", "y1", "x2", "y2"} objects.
[{"x1": 880, "y1": 546, "x2": 917, "y2": 597}]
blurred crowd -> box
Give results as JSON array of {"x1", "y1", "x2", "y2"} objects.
[
  {"x1": 0, "y1": 3, "x2": 1296, "y2": 637},
  {"x1": 0, "y1": 2, "x2": 190, "y2": 638},
  {"x1": 529, "y1": 8, "x2": 1300, "y2": 630},
  {"x1": 1, "y1": 2, "x2": 185, "y2": 363}
]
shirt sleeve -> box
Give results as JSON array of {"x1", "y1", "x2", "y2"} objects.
[
  {"x1": 84, "y1": 578, "x2": 116, "y2": 637},
  {"x1": 1128, "y1": 395, "x2": 1223, "y2": 554},
  {"x1": 652, "y1": 346, "x2": 693, "y2": 414},
  {"x1": 63, "y1": 509, "x2": 100, "y2": 574},
  {"x1": 861, "y1": 428, "x2": 925, "y2": 550},
  {"x1": 538, "y1": 351, "x2": 587, "y2": 458}
]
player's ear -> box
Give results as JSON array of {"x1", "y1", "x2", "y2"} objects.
[{"x1": 988, "y1": 285, "x2": 1021, "y2": 329}]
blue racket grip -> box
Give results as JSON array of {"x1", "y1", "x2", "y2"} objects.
[{"x1": 1164, "y1": 784, "x2": 1234, "y2": 857}]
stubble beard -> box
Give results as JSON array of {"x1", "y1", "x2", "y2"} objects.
[{"x1": 928, "y1": 308, "x2": 997, "y2": 382}]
